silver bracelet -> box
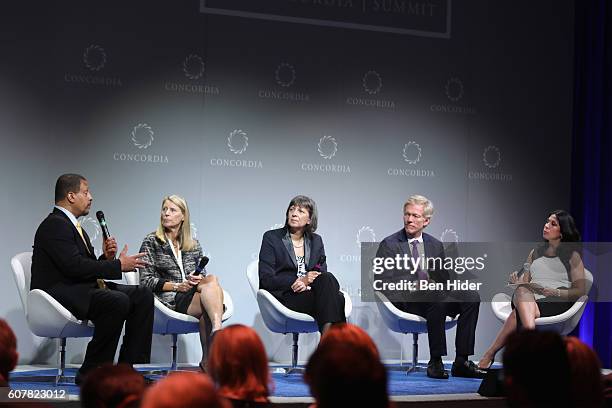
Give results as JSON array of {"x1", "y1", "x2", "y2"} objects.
[
  {"x1": 557, "y1": 288, "x2": 562, "y2": 297},
  {"x1": 173, "y1": 282, "x2": 179, "y2": 292}
]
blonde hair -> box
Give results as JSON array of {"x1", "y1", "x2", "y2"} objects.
[
  {"x1": 403, "y1": 194, "x2": 434, "y2": 219},
  {"x1": 155, "y1": 195, "x2": 197, "y2": 251}
]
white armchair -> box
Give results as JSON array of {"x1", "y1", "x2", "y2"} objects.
[
  {"x1": 491, "y1": 269, "x2": 593, "y2": 334},
  {"x1": 124, "y1": 270, "x2": 233, "y2": 371},
  {"x1": 375, "y1": 291, "x2": 458, "y2": 373},
  {"x1": 11, "y1": 252, "x2": 94, "y2": 385},
  {"x1": 246, "y1": 260, "x2": 352, "y2": 374}
]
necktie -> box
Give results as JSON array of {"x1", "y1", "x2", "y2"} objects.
[
  {"x1": 75, "y1": 222, "x2": 91, "y2": 255},
  {"x1": 411, "y1": 241, "x2": 428, "y2": 282}
]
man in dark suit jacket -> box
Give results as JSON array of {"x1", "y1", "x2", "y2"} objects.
[
  {"x1": 31, "y1": 174, "x2": 153, "y2": 384},
  {"x1": 377, "y1": 195, "x2": 485, "y2": 379},
  {"x1": 258, "y1": 195, "x2": 345, "y2": 332}
]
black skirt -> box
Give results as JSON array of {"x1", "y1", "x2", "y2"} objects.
[
  {"x1": 511, "y1": 292, "x2": 573, "y2": 329},
  {"x1": 173, "y1": 286, "x2": 198, "y2": 314}
]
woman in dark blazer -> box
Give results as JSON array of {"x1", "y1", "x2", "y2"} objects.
[{"x1": 258, "y1": 195, "x2": 345, "y2": 332}]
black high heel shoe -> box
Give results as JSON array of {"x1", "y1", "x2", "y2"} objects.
[{"x1": 478, "y1": 354, "x2": 496, "y2": 370}]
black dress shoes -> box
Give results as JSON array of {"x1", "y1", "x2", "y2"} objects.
[
  {"x1": 451, "y1": 360, "x2": 487, "y2": 379},
  {"x1": 427, "y1": 360, "x2": 449, "y2": 379}
]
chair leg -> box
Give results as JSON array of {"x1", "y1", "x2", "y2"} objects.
[
  {"x1": 55, "y1": 338, "x2": 67, "y2": 385},
  {"x1": 137, "y1": 334, "x2": 179, "y2": 377},
  {"x1": 405, "y1": 332, "x2": 424, "y2": 374},
  {"x1": 284, "y1": 333, "x2": 305, "y2": 375},
  {"x1": 171, "y1": 333, "x2": 178, "y2": 371}
]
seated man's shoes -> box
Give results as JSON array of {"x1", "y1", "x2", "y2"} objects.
[
  {"x1": 427, "y1": 360, "x2": 449, "y2": 379},
  {"x1": 451, "y1": 360, "x2": 487, "y2": 379}
]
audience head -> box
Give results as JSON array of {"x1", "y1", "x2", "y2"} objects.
[
  {"x1": 305, "y1": 326, "x2": 389, "y2": 408},
  {"x1": 141, "y1": 372, "x2": 228, "y2": 408},
  {"x1": 564, "y1": 336, "x2": 604, "y2": 408},
  {"x1": 503, "y1": 330, "x2": 571, "y2": 407},
  {"x1": 0, "y1": 319, "x2": 18, "y2": 386},
  {"x1": 207, "y1": 324, "x2": 270, "y2": 402},
  {"x1": 80, "y1": 363, "x2": 145, "y2": 408},
  {"x1": 319, "y1": 322, "x2": 380, "y2": 359}
]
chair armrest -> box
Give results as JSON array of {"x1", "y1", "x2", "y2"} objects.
[{"x1": 27, "y1": 289, "x2": 94, "y2": 338}]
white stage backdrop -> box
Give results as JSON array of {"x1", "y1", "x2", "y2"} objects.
[{"x1": 1, "y1": 0, "x2": 574, "y2": 365}]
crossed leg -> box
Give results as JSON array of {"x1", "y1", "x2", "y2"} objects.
[{"x1": 186, "y1": 275, "x2": 224, "y2": 365}]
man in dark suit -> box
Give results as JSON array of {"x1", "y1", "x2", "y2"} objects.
[
  {"x1": 377, "y1": 194, "x2": 484, "y2": 379},
  {"x1": 31, "y1": 174, "x2": 153, "y2": 384}
]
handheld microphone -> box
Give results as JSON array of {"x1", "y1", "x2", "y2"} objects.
[
  {"x1": 314, "y1": 255, "x2": 326, "y2": 272},
  {"x1": 192, "y1": 256, "x2": 210, "y2": 276},
  {"x1": 96, "y1": 211, "x2": 111, "y2": 241}
]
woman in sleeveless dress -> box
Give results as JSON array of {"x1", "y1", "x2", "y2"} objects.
[{"x1": 478, "y1": 210, "x2": 587, "y2": 369}]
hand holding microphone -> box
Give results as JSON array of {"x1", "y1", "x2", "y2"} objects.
[
  {"x1": 97, "y1": 211, "x2": 118, "y2": 260},
  {"x1": 188, "y1": 257, "x2": 210, "y2": 286}
]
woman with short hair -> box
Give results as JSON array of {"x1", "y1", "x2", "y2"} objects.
[{"x1": 258, "y1": 195, "x2": 345, "y2": 333}]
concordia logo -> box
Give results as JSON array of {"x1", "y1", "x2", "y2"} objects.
[
  {"x1": 275, "y1": 62, "x2": 296, "y2": 87},
  {"x1": 388, "y1": 141, "x2": 435, "y2": 178},
  {"x1": 301, "y1": 135, "x2": 350, "y2": 174},
  {"x1": 440, "y1": 228, "x2": 459, "y2": 243},
  {"x1": 356, "y1": 226, "x2": 376, "y2": 247},
  {"x1": 346, "y1": 69, "x2": 395, "y2": 109},
  {"x1": 227, "y1": 129, "x2": 248, "y2": 154},
  {"x1": 164, "y1": 53, "x2": 219, "y2": 95},
  {"x1": 430, "y1": 76, "x2": 476, "y2": 115},
  {"x1": 318, "y1": 135, "x2": 337, "y2": 159},
  {"x1": 402, "y1": 141, "x2": 422, "y2": 164},
  {"x1": 113, "y1": 123, "x2": 169, "y2": 164},
  {"x1": 183, "y1": 54, "x2": 205, "y2": 80},
  {"x1": 469, "y1": 145, "x2": 512, "y2": 182},
  {"x1": 83, "y1": 45, "x2": 106, "y2": 72},
  {"x1": 131, "y1": 123, "x2": 154, "y2": 149},
  {"x1": 210, "y1": 129, "x2": 263, "y2": 169},
  {"x1": 482, "y1": 145, "x2": 501, "y2": 169},
  {"x1": 258, "y1": 62, "x2": 309, "y2": 102},
  {"x1": 340, "y1": 226, "x2": 376, "y2": 263},
  {"x1": 64, "y1": 44, "x2": 122, "y2": 87}
]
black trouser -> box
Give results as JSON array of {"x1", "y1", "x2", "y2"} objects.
[
  {"x1": 395, "y1": 290, "x2": 480, "y2": 358},
  {"x1": 81, "y1": 283, "x2": 154, "y2": 373},
  {"x1": 278, "y1": 272, "x2": 346, "y2": 332}
]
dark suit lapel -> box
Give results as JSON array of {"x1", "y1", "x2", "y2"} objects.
[
  {"x1": 53, "y1": 209, "x2": 94, "y2": 258},
  {"x1": 281, "y1": 229, "x2": 298, "y2": 268},
  {"x1": 80, "y1": 228, "x2": 96, "y2": 259},
  {"x1": 304, "y1": 234, "x2": 312, "y2": 267}
]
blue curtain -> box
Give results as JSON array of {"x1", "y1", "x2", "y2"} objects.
[{"x1": 571, "y1": 0, "x2": 612, "y2": 368}]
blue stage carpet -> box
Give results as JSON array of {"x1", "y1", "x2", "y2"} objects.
[{"x1": 10, "y1": 364, "x2": 484, "y2": 398}]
